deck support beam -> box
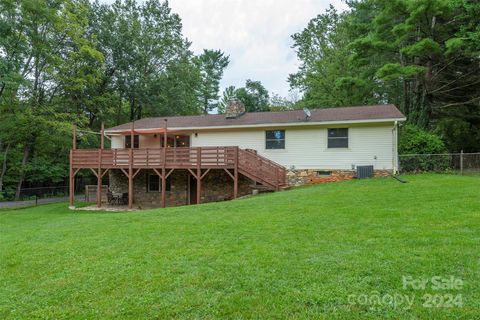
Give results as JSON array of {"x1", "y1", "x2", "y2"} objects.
[
  {"x1": 128, "y1": 122, "x2": 134, "y2": 209},
  {"x1": 69, "y1": 150, "x2": 74, "y2": 207},
  {"x1": 97, "y1": 167, "x2": 102, "y2": 207},
  {"x1": 196, "y1": 148, "x2": 201, "y2": 204},
  {"x1": 234, "y1": 146, "x2": 239, "y2": 199},
  {"x1": 161, "y1": 119, "x2": 167, "y2": 208},
  {"x1": 152, "y1": 167, "x2": 173, "y2": 208},
  {"x1": 161, "y1": 171, "x2": 166, "y2": 208},
  {"x1": 128, "y1": 150, "x2": 133, "y2": 209},
  {"x1": 101, "y1": 169, "x2": 109, "y2": 178},
  {"x1": 69, "y1": 125, "x2": 76, "y2": 208}
]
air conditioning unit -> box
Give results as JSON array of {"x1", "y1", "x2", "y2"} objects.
[{"x1": 357, "y1": 165, "x2": 374, "y2": 179}]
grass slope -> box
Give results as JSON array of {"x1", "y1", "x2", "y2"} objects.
[{"x1": 1, "y1": 174, "x2": 479, "y2": 319}]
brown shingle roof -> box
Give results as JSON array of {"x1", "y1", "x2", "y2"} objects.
[{"x1": 105, "y1": 104, "x2": 405, "y2": 132}]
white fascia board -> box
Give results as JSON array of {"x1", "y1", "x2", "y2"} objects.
[{"x1": 105, "y1": 117, "x2": 407, "y2": 134}]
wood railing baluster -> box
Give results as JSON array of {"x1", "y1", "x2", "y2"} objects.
[{"x1": 71, "y1": 145, "x2": 286, "y2": 191}]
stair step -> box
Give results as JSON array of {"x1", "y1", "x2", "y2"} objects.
[
  {"x1": 249, "y1": 184, "x2": 273, "y2": 190},
  {"x1": 238, "y1": 148, "x2": 287, "y2": 192}
]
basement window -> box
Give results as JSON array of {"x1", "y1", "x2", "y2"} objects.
[
  {"x1": 147, "y1": 174, "x2": 171, "y2": 192},
  {"x1": 316, "y1": 170, "x2": 332, "y2": 176},
  {"x1": 125, "y1": 135, "x2": 139, "y2": 149},
  {"x1": 327, "y1": 128, "x2": 348, "y2": 148},
  {"x1": 266, "y1": 130, "x2": 285, "y2": 149}
]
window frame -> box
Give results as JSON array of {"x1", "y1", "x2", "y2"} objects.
[
  {"x1": 327, "y1": 128, "x2": 349, "y2": 149},
  {"x1": 147, "y1": 174, "x2": 160, "y2": 192},
  {"x1": 265, "y1": 130, "x2": 286, "y2": 150},
  {"x1": 125, "y1": 135, "x2": 139, "y2": 149},
  {"x1": 147, "y1": 174, "x2": 171, "y2": 193}
]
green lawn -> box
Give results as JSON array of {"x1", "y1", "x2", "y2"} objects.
[{"x1": 1, "y1": 174, "x2": 479, "y2": 319}]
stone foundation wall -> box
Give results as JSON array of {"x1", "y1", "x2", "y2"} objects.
[
  {"x1": 200, "y1": 170, "x2": 252, "y2": 203},
  {"x1": 109, "y1": 169, "x2": 189, "y2": 208},
  {"x1": 108, "y1": 169, "x2": 253, "y2": 208},
  {"x1": 286, "y1": 169, "x2": 392, "y2": 186}
]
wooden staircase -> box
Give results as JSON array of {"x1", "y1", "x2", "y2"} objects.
[{"x1": 238, "y1": 148, "x2": 287, "y2": 191}]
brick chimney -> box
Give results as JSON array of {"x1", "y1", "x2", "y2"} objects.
[{"x1": 225, "y1": 98, "x2": 246, "y2": 119}]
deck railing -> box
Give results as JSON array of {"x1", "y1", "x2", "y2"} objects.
[
  {"x1": 238, "y1": 149, "x2": 287, "y2": 188},
  {"x1": 71, "y1": 146, "x2": 286, "y2": 189},
  {"x1": 72, "y1": 147, "x2": 236, "y2": 169}
]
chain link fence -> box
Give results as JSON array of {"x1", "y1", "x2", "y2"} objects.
[
  {"x1": 399, "y1": 152, "x2": 480, "y2": 175},
  {"x1": 0, "y1": 176, "x2": 97, "y2": 209}
]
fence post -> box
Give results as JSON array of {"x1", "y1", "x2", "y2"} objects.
[{"x1": 460, "y1": 150, "x2": 464, "y2": 175}]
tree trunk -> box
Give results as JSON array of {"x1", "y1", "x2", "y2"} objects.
[
  {"x1": 203, "y1": 97, "x2": 208, "y2": 114},
  {"x1": 0, "y1": 143, "x2": 10, "y2": 193},
  {"x1": 14, "y1": 143, "x2": 32, "y2": 201},
  {"x1": 130, "y1": 96, "x2": 136, "y2": 121},
  {"x1": 117, "y1": 92, "x2": 123, "y2": 125}
]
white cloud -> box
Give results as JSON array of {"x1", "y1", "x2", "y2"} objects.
[
  {"x1": 100, "y1": 0, "x2": 348, "y2": 96},
  {"x1": 168, "y1": 0, "x2": 348, "y2": 96}
]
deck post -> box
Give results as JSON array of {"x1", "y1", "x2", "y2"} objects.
[
  {"x1": 69, "y1": 125, "x2": 76, "y2": 208},
  {"x1": 196, "y1": 147, "x2": 201, "y2": 204},
  {"x1": 128, "y1": 122, "x2": 134, "y2": 209},
  {"x1": 161, "y1": 170, "x2": 166, "y2": 208},
  {"x1": 233, "y1": 147, "x2": 238, "y2": 198},
  {"x1": 97, "y1": 152, "x2": 102, "y2": 207},
  {"x1": 128, "y1": 149, "x2": 133, "y2": 209},
  {"x1": 69, "y1": 149, "x2": 74, "y2": 208},
  {"x1": 161, "y1": 119, "x2": 167, "y2": 208},
  {"x1": 97, "y1": 123, "x2": 104, "y2": 208}
]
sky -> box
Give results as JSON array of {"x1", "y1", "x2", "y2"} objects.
[{"x1": 101, "y1": 0, "x2": 348, "y2": 98}]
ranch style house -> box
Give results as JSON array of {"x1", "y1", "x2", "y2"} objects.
[{"x1": 69, "y1": 100, "x2": 406, "y2": 209}]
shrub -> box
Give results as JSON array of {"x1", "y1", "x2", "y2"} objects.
[{"x1": 399, "y1": 125, "x2": 450, "y2": 172}]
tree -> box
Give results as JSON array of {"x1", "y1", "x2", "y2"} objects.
[
  {"x1": 0, "y1": 0, "x2": 229, "y2": 200},
  {"x1": 290, "y1": 0, "x2": 480, "y2": 152},
  {"x1": 235, "y1": 80, "x2": 270, "y2": 112},
  {"x1": 92, "y1": 0, "x2": 200, "y2": 120},
  {"x1": 0, "y1": 0, "x2": 104, "y2": 199},
  {"x1": 195, "y1": 49, "x2": 230, "y2": 114},
  {"x1": 349, "y1": 0, "x2": 480, "y2": 149},
  {"x1": 289, "y1": 6, "x2": 377, "y2": 108},
  {"x1": 269, "y1": 93, "x2": 294, "y2": 111}
]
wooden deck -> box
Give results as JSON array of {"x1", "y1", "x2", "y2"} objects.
[
  {"x1": 72, "y1": 147, "x2": 237, "y2": 169},
  {"x1": 70, "y1": 146, "x2": 287, "y2": 209}
]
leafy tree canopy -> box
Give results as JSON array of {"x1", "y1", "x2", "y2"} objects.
[{"x1": 290, "y1": 0, "x2": 480, "y2": 152}]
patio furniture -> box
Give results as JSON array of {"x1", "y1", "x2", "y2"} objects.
[
  {"x1": 119, "y1": 193, "x2": 128, "y2": 205},
  {"x1": 107, "y1": 191, "x2": 115, "y2": 205}
]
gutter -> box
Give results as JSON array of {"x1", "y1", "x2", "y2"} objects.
[
  {"x1": 392, "y1": 121, "x2": 399, "y2": 174},
  {"x1": 105, "y1": 117, "x2": 407, "y2": 134}
]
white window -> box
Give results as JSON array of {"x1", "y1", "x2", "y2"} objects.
[{"x1": 328, "y1": 128, "x2": 348, "y2": 148}]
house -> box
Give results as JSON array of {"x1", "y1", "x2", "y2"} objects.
[{"x1": 68, "y1": 100, "x2": 405, "y2": 209}]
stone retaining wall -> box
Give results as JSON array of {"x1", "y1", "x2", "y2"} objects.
[
  {"x1": 286, "y1": 169, "x2": 391, "y2": 186},
  {"x1": 108, "y1": 169, "x2": 253, "y2": 208}
]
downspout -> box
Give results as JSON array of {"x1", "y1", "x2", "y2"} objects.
[{"x1": 392, "y1": 121, "x2": 398, "y2": 174}]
